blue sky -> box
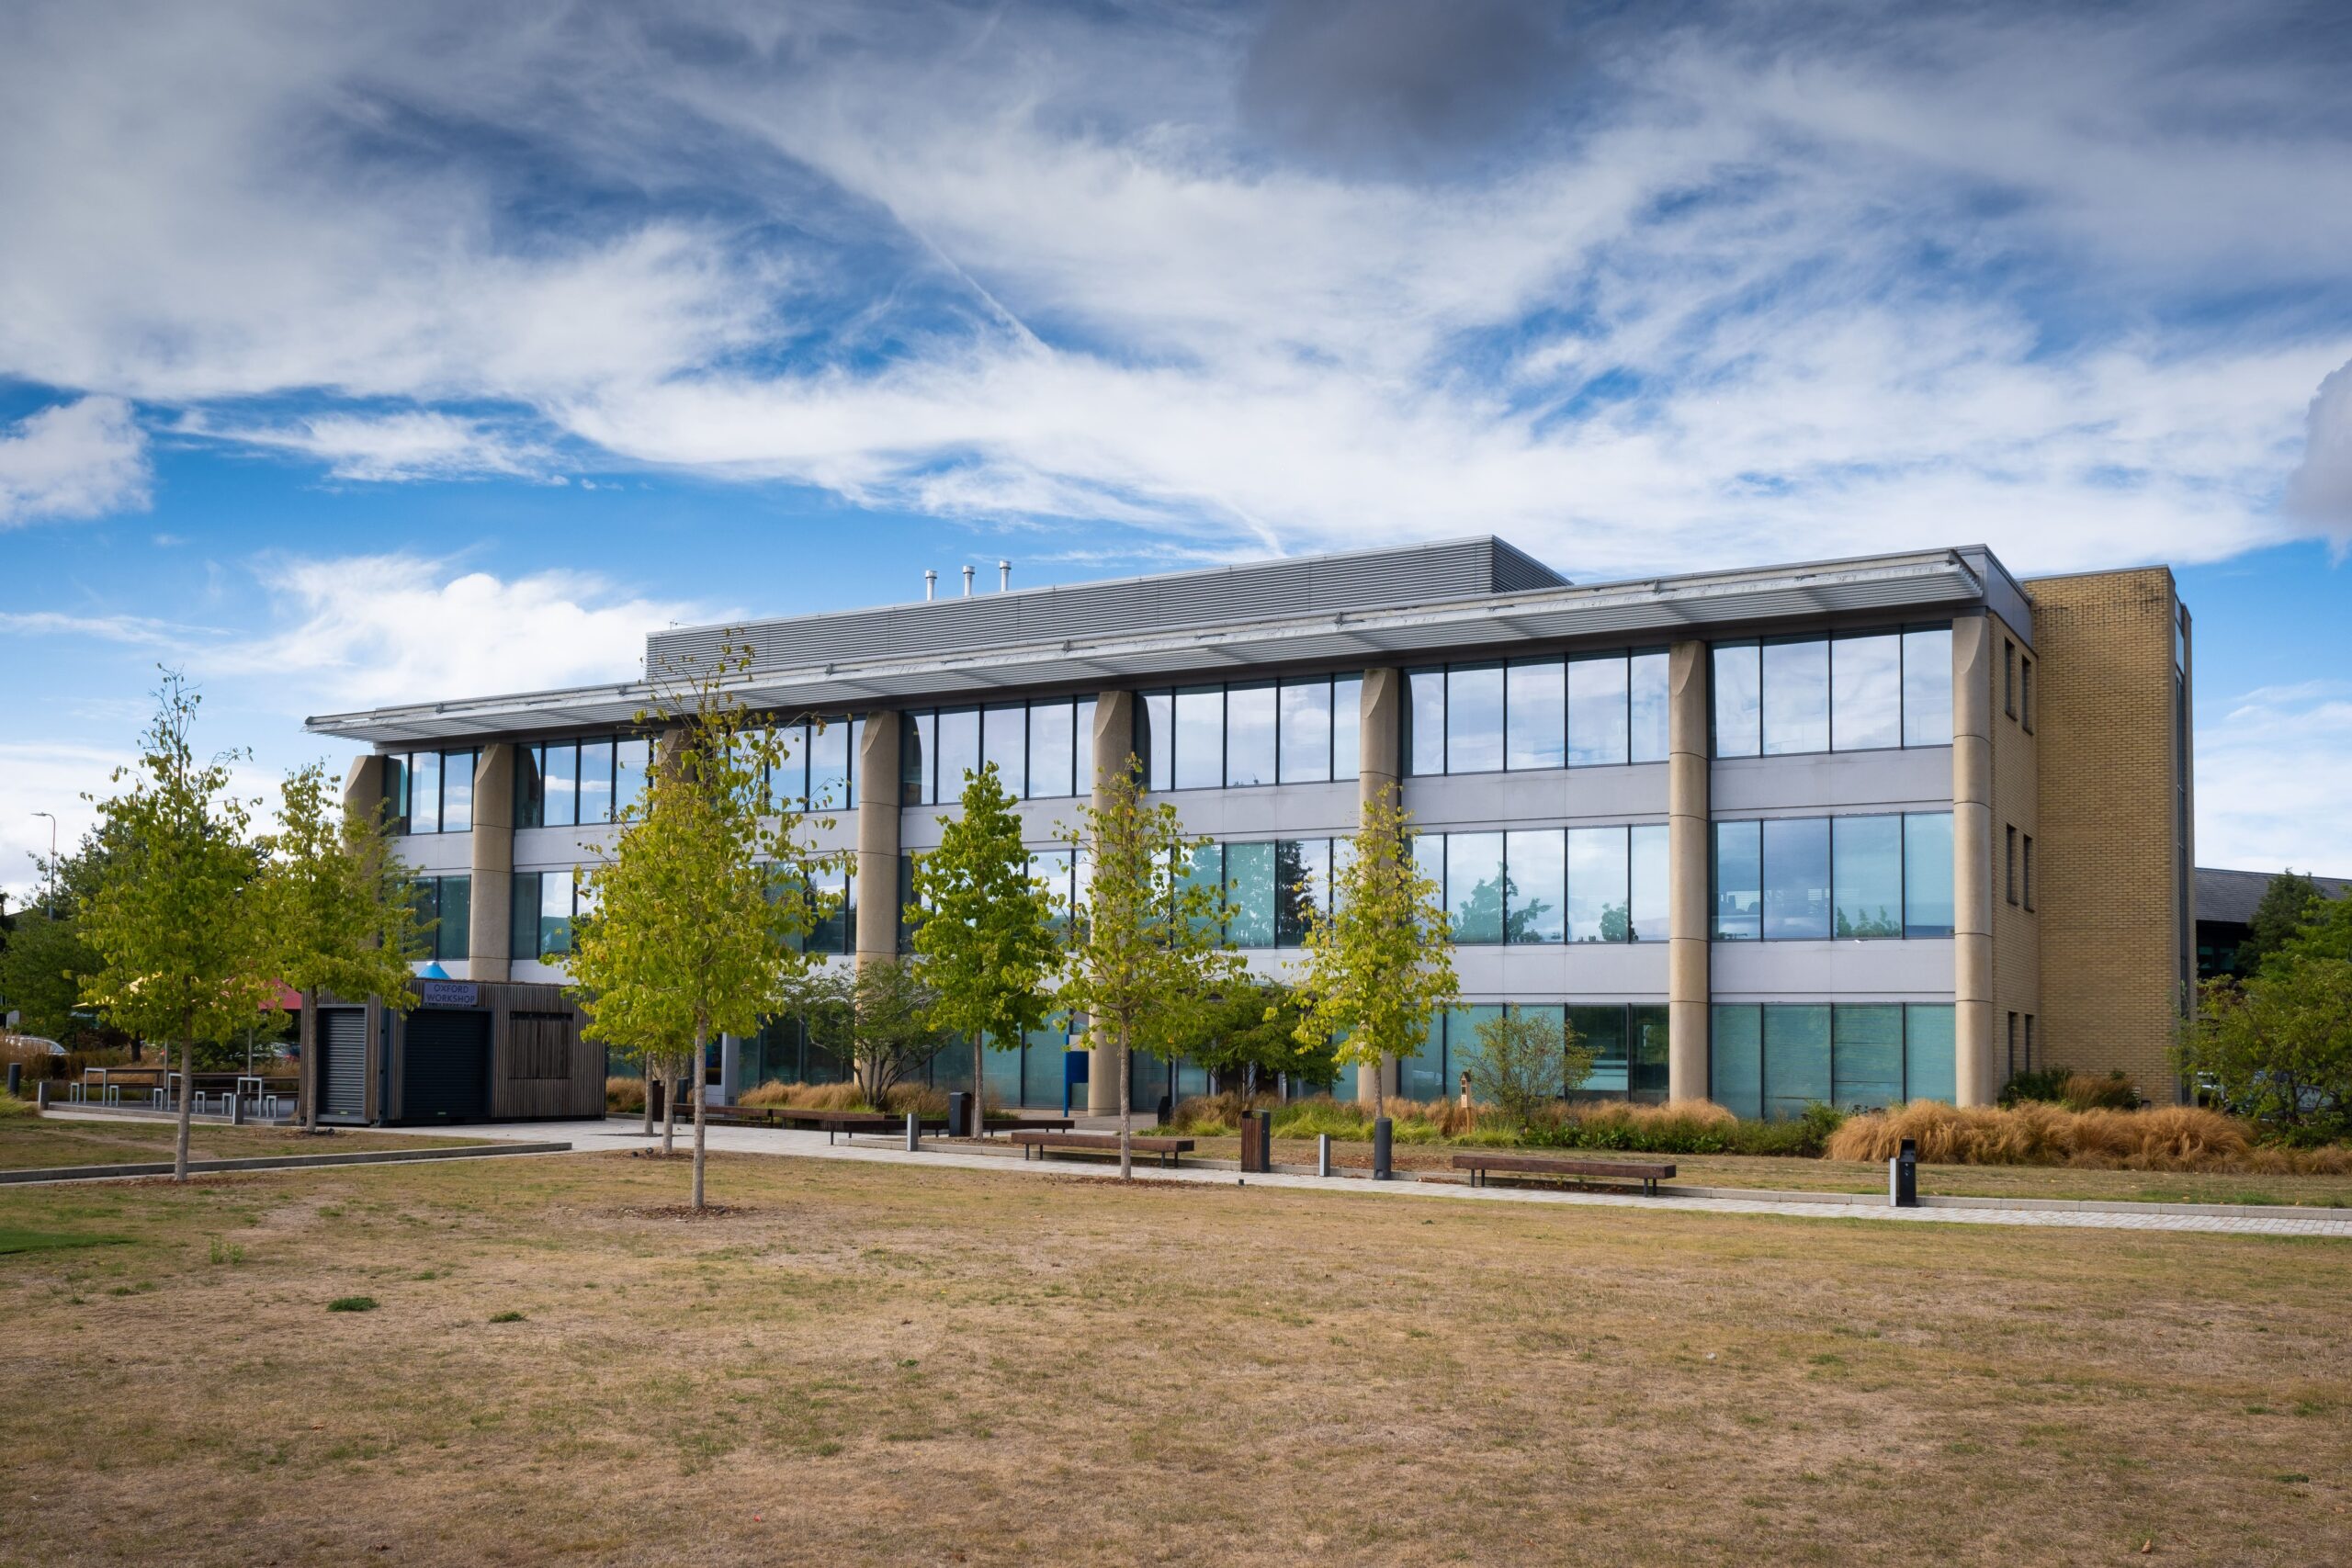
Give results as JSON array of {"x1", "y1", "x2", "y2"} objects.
[{"x1": 4, "y1": 0, "x2": 2350, "y2": 903}]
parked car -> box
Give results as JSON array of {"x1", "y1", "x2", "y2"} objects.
[{"x1": 3, "y1": 1034, "x2": 67, "y2": 1056}]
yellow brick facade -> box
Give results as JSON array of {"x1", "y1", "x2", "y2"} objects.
[
  {"x1": 2023, "y1": 567, "x2": 2190, "y2": 1100},
  {"x1": 1985, "y1": 610, "x2": 2043, "y2": 1081}
]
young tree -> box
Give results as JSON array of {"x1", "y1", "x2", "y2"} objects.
[
  {"x1": 2238, "y1": 871, "x2": 2331, "y2": 976},
  {"x1": 78, "y1": 672, "x2": 279, "y2": 1180},
  {"x1": 569, "y1": 657, "x2": 836, "y2": 1209},
  {"x1": 1292, "y1": 788, "x2": 1459, "y2": 1123},
  {"x1": 261, "y1": 761, "x2": 424, "y2": 1132},
  {"x1": 910, "y1": 762, "x2": 1060, "y2": 1133},
  {"x1": 808, "y1": 959, "x2": 948, "y2": 1108},
  {"x1": 1058, "y1": 759, "x2": 1242, "y2": 1179},
  {"x1": 0, "y1": 911, "x2": 98, "y2": 1044},
  {"x1": 1175, "y1": 978, "x2": 1330, "y2": 1097},
  {"x1": 1464, "y1": 1010, "x2": 1594, "y2": 1125},
  {"x1": 2179, "y1": 892, "x2": 2352, "y2": 1144}
]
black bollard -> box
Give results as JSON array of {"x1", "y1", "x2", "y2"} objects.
[
  {"x1": 5, "y1": 1062, "x2": 19, "y2": 1097},
  {"x1": 1890, "y1": 1135, "x2": 1919, "y2": 1208},
  {"x1": 1373, "y1": 1116, "x2": 1394, "y2": 1180}
]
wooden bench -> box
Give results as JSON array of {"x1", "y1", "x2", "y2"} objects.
[
  {"x1": 705, "y1": 1105, "x2": 948, "y2": 1143},
  {"x1": 1451, "y1": 1153, "x2": 1677, "y2": 1196},
  {"x1": 1008, "y1": 1131, "x2": 1195, "y2": 1168},
  {"x1": 981, "y1": 1115, "x2": 1075, "y2": 1134}
]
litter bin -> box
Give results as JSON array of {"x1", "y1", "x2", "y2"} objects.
[
  {"x1": 1889, "y1": 1136, "x2": 1918, "y2": 1208},
  {"x1": 948, "y1": 1091, "x2": 974, "y2": 1138},
  {"x1": 1240, "y1": 1109, "x2": 1272, "y2": 1174}
]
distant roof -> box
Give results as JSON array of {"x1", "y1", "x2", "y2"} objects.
[{"x1": 2196, "y1": 866, "x2": 2352, "y2": 926}]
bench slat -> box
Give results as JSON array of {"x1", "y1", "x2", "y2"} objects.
[
  {"x1": 1453, "y1": 1154, "x2": 1674, "y2": 1178},
  {"x1": 1007, "y1": 1132, "x2": 1193, "y2": 1152}
]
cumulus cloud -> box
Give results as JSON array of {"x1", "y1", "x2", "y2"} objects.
[
  {"x1": 0, "y1": 396, "x2": 150, "y2": 525},
  {"x1": 2285, "y1": 361, "x2": 2352, "y2": 542},
  {"x1": 2194, "y1": 680, "x2": 2352, "y2": 874}
]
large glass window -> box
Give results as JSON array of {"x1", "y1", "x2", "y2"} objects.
[
  {"x1": 614, "y1": 738, "x2": 648, "y2": 817},
  {"x1": 382, "y1": 756, "x2": 410, "y2": 832},
  {"x1": 1224, "y1": 840, "x2": 1277, "y2": 947},
  {"x1": 1902, "y1": 625, "x2": 1954, "y2": 746},
  {"x1": 413, "y1": 874, "x2": 471, "y2": 964},
  {"x1": 1225, "y1": 683, "x2": 1277, "y2": 787},
  {"x1": 1173, "y1": 687, "x2": 1223, "y2": 791},
  {"x1": 1762, "y1": 1004, "x2": 1832, "y2": 1120},
  {"x1": 1407, "y1": 668, "x2": 1445, "y2": 775},
  {"x1": 1503, "y1": 829, "x2": 1564, "y2": 943},
  {"x1": 541, "y1": 742, "x2": 578, "y2": 828},
  {"x1": 1332, "y1": 676, "x2": 1362, "y2": 782},
  {"x1": 410, "y1": 750, "x2": 442, "y2": 835},
  {"x1": 1831, "y1": 634, "x2": 1903, "y2": 750},
  {"x1": 1570, "y1": 1004, "x2": 1629, "y2": 1095},
  {"x1": 440, "y1": 754, "x2": 474, "y2": 834},
  {"x1": 1831, "y1": 1004, "x2": 1905, "y2": 1110},
  {"x1": 1762, "y1": 639, "x2": 1830, "y2": 755},
  {"x1": 1446, "y1": 831, "x2": 1506, "y2": 945},
  {"x1": 901, "y1": 711, "x2": 934, "y2": 805},
  {"x1": 1275, "y1": 839, "x2": 1330, "y2": 946},
  {"x1": 1711, "y1": 1005, "x2": 1764, "y2": 1120},
  {"x1": 1904, "y1": 812, "x2": 1955, "y2": 937},
  {"x1": 1397, "y1": 1015, "x2": 1445, "y2": 1102},
  {"x1": 808, "y1": 863, "x2": 853, "y2": 955},
  {"x1": 576, "y1": 739, "x2": 614, "y2": 826},
  {"x1": 1713, "y1": 642, "x2": 1762, "y2": 757},
  {"x1": 935, "y1": 709, "x2": 980, "y2": 799},
  {"x1": 1713, "y1": 819, "x2": 1761, "y2": 941},
  {"x1": 1276, "y1": 680, "x2": 1331, "y2": 784},
  {"x1": 1141, "y1": 689, "x2": 1173, "y2": 792},
  {"x1": 1761, "y1": 817, "x2": 1831, "y2": 940},
  {"x1": 1445, "y1": 664, "x2": 1504, "y2": 774},
  {"x1": 1629, "y1": 823, "x2": 1668, "y2": 942},
  {"x1": 1566, "y1": 826, "x2": 1629, "y2": 943},
  {"x1": 1567, "y1": 654, "x2": 1629, "y2": 767},
  {"x1": 1630, "y1": 1005, "x2": 1669, "y2": 1104},
  {"x1": 1905, "y1": 1004, "x2": 1957, "y2": 1102},
  {"x1": 980, "y1": 705, "x2": 1025, "y2": 799},
  {"x1": 539, "y1": 871, "x2": 574, "y2": 957},
  {"x1": 808, "y1": 718, "x2": 853, "y2": 810},
  {"x1": 1628, "y1": 650, "x2": 1669, "y2": 763},
  {"x1": 513, "y1": 747, "x2": 544, "y2": 829},
  {"x1": 1180, "y1": 843, "x2": 1223, "y2": 938},
  {"x1": 1505, "y1": 659, "x2": 1565, "y2": 771},
  {"x1": 1027, "y1": 702, "x2": 1076, "y2": 800},
  {"x1": 1832, "y1": 815, "x2": 1904, "y2": 939}
]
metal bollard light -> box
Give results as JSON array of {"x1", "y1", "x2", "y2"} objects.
[
  {"x1": 1317, "y1": 1133, "x2": 1333, "y2": 1179},
  {"x1": 905, "y1": 1111, "x2": 920, "y2": 1152},
  {"x1": 1890, "y1": 1135, "x2": 1919, "y2": 1208},
  {"x1": 1372, "y1": 1116, "x2": 1394, "y2": 1181},
  {"x1": 231, "y1": 1093, "x2": 247, "y2": 1126}
]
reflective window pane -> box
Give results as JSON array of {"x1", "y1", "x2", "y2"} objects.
[
  {"x1": 614, "y1": 738, "x2": 647, "y2": 817},
  {"x1": 1275, "y1": 839, "x2": 1329, "y2": 946},
  {"x1": 1224, "y1": 840, "x2": 1276, "y2": 947},
  {"x1": 1904, "y1": 812, "x2": 1955, "y2": 937},
  {"x1": 1277, "y1": 680, "x2": 1332, "y2": 784},
  {"x1": 539, "y1": 870, "x2": 572, "y2": 956},
  {"x1": 1832, "y1": 634, "x2": 1903, "y2": 750},
  {"x1": 1903, "y1": 625, "x2": 1954, "y2": 747},
  {"x1": 1503, "y1": 829, "x2": 1564, "y2": 943},
  {"x1": 1407, "y1": 669, "x2": 1445, "y2": 775},
  {"x1": 1629, "y1": 823, "x2": 1668, "y2": 942},
  {"x1": 1332, "y1": 676, "x2": 1362, "y2": 782},
  {"x1": 1445, "y1": 664, "x2": 1504, "y2": 774},
  {"x1": 513, "y1": 747, "x2": 544, "y2": 829},
  {"x1": 1763, "y1": 1004, "x2": 1832, "y2": 1120},
  {"x1": 1832, "y1": 814, "x2": 1904, "y2": 938},
  {"x1": 935, "y1": 708, "x2": 980, "y2": 799},
  {"x1": 383, "y1": 755, "x2": 410, "y2": 831},
  {"x1": 509, "y1": 872, "x2": 539, "y2": 961},
  {"x1": 1629, "y1": 650, "x2": 1669, "y2": 763},
  {"x1": 1075, "y1": 699, "x2": 1098, "y2": 793},
  {"x1": 1181, "y1": 842, "x2": 1223, "y2": 938},
  {"x1": 1447, "y1": 831, "x2": 1505, "y2": 944},
  {"x1": 1630, "y1": 1004, "x2": 1670, "y2": 1103},
  {"x1": 1713, "y1": 642, "x2": 1761, "y2": 757},
  {"x1": 1761, "y1": 817, "x2": 1832, "y2": 940},
  {"x1": 437, "y1": 875, "x2": 471, "y2": 963},
  {"x1": 1027, "y1": 701, "x2": 1076, "y2": 799},
  {"x1": 1832, "y1": 1004, "x2": 1905, "y2": 1111},
  {"x1": 1226, "y1": 682, "x2": 1277, "y2": 787},
  {"x1": 808, "y1": 718, "x2": 852, "y2": 811},
  {"x1": 540, "y1": 747, "x2": 578, "y2": 831},
  {"x1": 411, "y1": 750, "x2": 442, "y2": 835},
  {"x1": 576, "y1": 740, "x2": 613, "y2": 825},
  {"x1": 1173, "y1": 687, "x2": 1223, "y2": 790},
  {"x1": 1570, "y1": 1004, "x2": 1629, "y2": 1094},
  {"x1": 1567, "y1": 655, "x2": 1629, "y2": 767},
  {"x1": 441, "y1": 751, "x2": 474, "y2": 834},
  {"x1": 1410, "y1": 833, "x2": 1443, "y2": 930},
  {"x1": 1396, "y1": 1012, "x2": 1444, "y2": 1101},
  {"x1": 901, "y1": 711, "x2": 933, "y2": 806},
  {"x1": 1713, "y1": 819, "x2": 1760, "y2": 941},
  {"x1": 1762, "y1": 639, "x2": 1830, "y2": 755},
  {"x1": 810, "y1": 864, "x2": 852, "y2": 954},
  {"x1": 980, "y1": 705, "x2": 1024, "y2": 799},
  {"x1": 1140, "y1": 692, "x2": 1172, "y2": 793},
  {"x1": 1711, "y1": 1005, "x2": 1763, "y2": 1120},
  {"x1": 1905, "y1": 1003, "x2": 1957, "y2": 1102},
  {"x1": 1504, "y1": 660, "x2": 1565, "y2": 771},
  {"x1": 1566, "y1": 826, "x2": 1630, "y2": 942}
]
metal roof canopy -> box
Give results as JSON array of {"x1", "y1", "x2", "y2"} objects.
[{"x1": 307, "y1": 543, "x2": 1997, "y2": 747}]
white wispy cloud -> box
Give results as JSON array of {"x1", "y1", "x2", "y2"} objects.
[
  {"x1": 179, "y1": 409, "x2": 552, "y2": 482},
  {"x1": 0, "y1": 395, "x2": 150, "y2": 525},
  {"x1": 2196, "y1": 680, "x2": 2352, "y2": 875}
]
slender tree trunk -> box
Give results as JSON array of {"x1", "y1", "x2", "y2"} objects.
[
  {"x1": 972, "y1": 1030, "x2": 986, "y2": 1135},
  {"x1": 691, "y1": 1023, "x2": 708, "y2": 1210},
  {"x1": 300, "y1": 988, "x2": 319, "y2": 1133},
  {"x1": 662, "y1": 1053, "x2": 679, "y2": 1156},
  {"x1": 175, "y1": 1030, "x2": 195, "y2": 1182},
  {"x1": 1118, "y1": 1027, "x2": 1133, "y2": 1181},
  {"x1": 639, "y1": 1059, "x2": 654, "y2": 1136}
]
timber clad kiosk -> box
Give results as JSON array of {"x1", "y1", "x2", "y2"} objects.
[
  {"x1": 308, "y1": 537, "x2": 2199, "y2": 1113},
  {"x1": 310, "y1": 980, "x2": 600, "y2": 1125}
]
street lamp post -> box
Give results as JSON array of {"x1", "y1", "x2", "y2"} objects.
[{"x1": 30, "y1": 812, "x2": 58, "y2": 918}]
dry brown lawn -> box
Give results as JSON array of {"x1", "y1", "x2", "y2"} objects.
[
  {"x1": 1, "y1": 1149, "x2": 2346, "y2": 1567},
  {"x1": 0, "y1": 1113, "x2": 481, "y2": 1171}
]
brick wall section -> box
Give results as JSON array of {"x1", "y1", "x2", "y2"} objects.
[
  {"x1": 1986, "y1": 610, "x2": 2042, "y2": 1079},
  {"x1": 2024, "y1": 567, "x2": 2188, "y2": 1100}
]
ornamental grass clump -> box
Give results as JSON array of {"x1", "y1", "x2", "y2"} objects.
[{"x1": 1823, "y1": 1100, "x2": 2352, "y2": 1171}]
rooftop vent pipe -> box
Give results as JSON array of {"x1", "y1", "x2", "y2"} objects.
[
  {"x1": 961, "y1": 565, "x2": 975, "y2": 597},
  {"x1": 998, "y1": 559, "x2": 1012, "y2": 592},
  {"x1": 923, "y1": 569, "x2": 937, "y2": 602}
]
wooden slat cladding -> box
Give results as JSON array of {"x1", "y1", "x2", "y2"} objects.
[{"x1": 508, "y1": 1012, "x2": 572, "y2": 1080}]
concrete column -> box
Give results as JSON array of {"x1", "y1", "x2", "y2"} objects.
[
  {"x1": 1666, "y1": 641, "x2": 1711, "y2": 1102},
  {"x1": 1085, "y1": 691, "x2": 1136, "y2": 1114},
  {"x1": 1357, "y1": 668, "x2": 1403, "y2": 1107},
  {"x1": 469, "y1": 744, "x2": 514, "y2": 982},
  {"x1": 342, "y1": 753, "x2": 386, "y2": 824},
  {"x1": 854, "y1": 714, "x2": 901, "y2": 968},
  {"x1": 1952, "y1": 615, "x2": 1998, "y2": 1106}
]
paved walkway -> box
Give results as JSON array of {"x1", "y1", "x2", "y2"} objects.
[{"x1": 267, "y1": 1115, "x2": 2352, "y2": 1239}]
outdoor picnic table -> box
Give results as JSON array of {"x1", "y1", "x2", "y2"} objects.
[{"x1": 75, "y1": 1064, "x2": 165, "y2": 1104}]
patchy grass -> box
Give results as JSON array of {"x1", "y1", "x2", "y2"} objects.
[
  {"x1": 0, "y1": 1113, "x2": 483, "y2": 1171},
  {"x1": 0, "y1": 1150, "x2": 2346, "y2": 1566},
  {"x1": 0, "y1": 1227, "x2": 130, "y2": 1256}
]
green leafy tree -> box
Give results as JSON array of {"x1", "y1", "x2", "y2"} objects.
[
  {"x1": 1175, "y1": 979, "x2": 1330, "y2": 1095},
  {"x1": 261, "y1": 761, "x2": 424, "y2": 1131},
  {"x1": 0, "y1": 912, "x2": 99, "y2": 1044},
  {"x1": 808, "y1": 958, "x2": 948, "y2": 1108},
  {"x1": 569, "y1": 652, "x2": 836, "y2": 1209},
  {"x1": 910, "y1": 761, "x2": 1060, "y2": 1132},
  {"x1": 77, "y1": 672, "x2": 280, "y2": 1180},
  {"x1": 1057, "y1": 759, "x2": 1242, "y2": 1179},
  {"x1": 1293, "y1": 787, "x2": 1459, "y2": 1122},
  {"x1": 2238, "y1": 871, "x2": 2331, "y2": 976},
  {"x1": 2180, "y1": 893, "x2": 2352, "y2": 1143},
  {"x1": 1464, "y1": 1010, "x2": 1593, "y2": 1124}
]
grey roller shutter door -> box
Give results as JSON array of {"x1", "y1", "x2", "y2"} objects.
[{"x1": 319, "y1": 1008, "x2": 367, "y2": 1119}]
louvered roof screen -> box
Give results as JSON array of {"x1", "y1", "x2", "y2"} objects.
[{"x1": 644, "y1": 536, "x2": 1567, "y2": 678}]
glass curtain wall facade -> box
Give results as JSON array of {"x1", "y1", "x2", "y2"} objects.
[
  {"x1": 1135, "y1": 676, "x2": 1363, "y2": 792},
  {"x1": 1712, "y1": 626, "x2": 1952, "y2": 757},
  {"x1": 514, "y1": 737, "x2": 652, "y2": 829},
  {"x1": 902, "y1": 699, "x2": 1097, "y2": 805},
  {"x1": 1404, "y1": 651, "x2": 1668, "y2": 774},
  {"x1": 1712, "y1": 813, "x2": 1953, "y2": 941},
  {"x1": 385, "y1": 749, "x2": 478, "y2": 835},
  {"x1": 1709, "y1": 1003, "x2": 1956, "y2": 1118}
]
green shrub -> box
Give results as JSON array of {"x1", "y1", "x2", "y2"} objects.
[
  {"x1": 489, "y1": 1310, "x2": 526, "y2": 1324},
  {"x1": 327, "y1": 1296, "x2": 378, "y2": 1313}
]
